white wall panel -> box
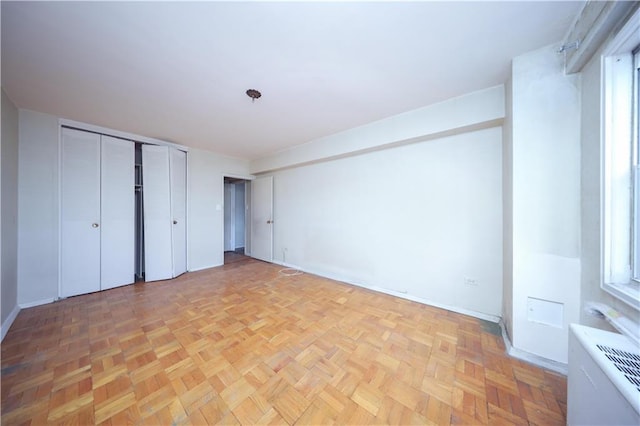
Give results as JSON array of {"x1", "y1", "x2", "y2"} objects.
[
  {"x1": 1, "y1": 89, "x2": 20, "y2": 338},
  {"x1": 17, "y1": 110, "x2": 60, "y2": 305},
  {"x1": 187, "y1": 149, "x2": 250, "y2": 271},
  {"x1": 510, "y1": 44, "x2": 581, "y2": 363},
  {"x1": 269, "y1": 127, "x2": 503, "y2": 317}
]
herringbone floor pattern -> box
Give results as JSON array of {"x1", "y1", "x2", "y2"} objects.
[{"x1": 1, "y1": 256, "x2": 566, "y2": 425}]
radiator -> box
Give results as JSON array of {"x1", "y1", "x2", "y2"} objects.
[{"x1": 568, "y1": 323, "x2": 640, "y2": 426}]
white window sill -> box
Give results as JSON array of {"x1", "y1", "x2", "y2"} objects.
[{"x1": 603, "y1": 281, "x2": 640, "y2": 311}]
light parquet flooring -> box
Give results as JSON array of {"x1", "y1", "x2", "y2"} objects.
[{"x1": 1, "y1": 257, "x2": 566, "y2": 425}]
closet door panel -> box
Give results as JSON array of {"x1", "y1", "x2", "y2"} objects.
[
  {"x1": 142, "y1": 145, "x2": 173, "y2": 281},
  {"x1": 100, "y1": 136, "x2": 135, "y2": 290},
  {"x1": 170, "y1": 148, "x2": 187, "y2": 277},
  {"x1": 61, "y1": 128, "x2": 101, "y2": 297}
]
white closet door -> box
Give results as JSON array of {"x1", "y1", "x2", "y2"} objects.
[
  {"x1": 100, "y1": 136, "x2": 135, "y2": 290},
  {"x1": 142, "y1": 145, "x2": 173, "y2": 281},
  {"x1": 61, "y1": 128, "x2": 101, "y2": 297},
  {"x1": 250, "y1": 176, "x2": 273, "y2": 262},
  {"x1": 170, "y1": 148, "x2": 187, "y2": 277}
]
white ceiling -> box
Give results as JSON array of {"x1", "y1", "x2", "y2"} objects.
[{"x1": 2, "y1": 1, "x2": 583, "y2": 160}]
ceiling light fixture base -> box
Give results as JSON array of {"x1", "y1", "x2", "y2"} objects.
[{"x1": 246, "y1": 89, "x2": 262, "y2": 102}]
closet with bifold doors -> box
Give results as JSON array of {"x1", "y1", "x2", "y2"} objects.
[
  {"x1": 61, "y1": 128, "x2": 135, "y2": 297},
  {"x1": 60, "y1": 127, "x2": 187, "y2": 299},
  {"x1": 141, "y1": 144, "x2": 187, "y2": 282}
]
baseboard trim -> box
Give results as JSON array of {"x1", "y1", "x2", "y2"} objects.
[
  {"x1": 19, "y1": 297, "x2": 56, "y2": 309},
  {"x1": 1, "y1": 304, "x2": 21, "y2": 341},
  {"x1": 370, "y1": 285, "x2": 501, "y2": 323},
  {"x1": 270, "y1": 260, "x2": 501, "y2": 323},
  {"x1": 499, "y1": 321, "x2": 568, "y2": 375},
  {"x1": 188, "y1": 263, "x2": 223, "y2": 272}
]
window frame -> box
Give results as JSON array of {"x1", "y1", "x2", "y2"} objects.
[
  {"x1": 601, "y1": 8, "x2": 640, "y2": 311},
  {"x1": 633, "y1": 49, "x2": 640, "y2": 280}
]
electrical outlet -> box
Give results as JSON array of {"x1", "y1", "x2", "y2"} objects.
[{"x1": 464, "y1": 277, "x2": 478, "y2": 286}]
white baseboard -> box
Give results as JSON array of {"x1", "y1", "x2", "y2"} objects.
[
  {"x1": 499, "y1": 321, "x2": 568, "y2": 375},
  {"x1": 188, "y1": 263, "x2": 223, "y2": 272},
  {"x1": 19, "y1": 297, "x2": 55, "y2": 309},
  {"x1": 370, "y1": 285, "x2": 501, "y2": 323},
  {"x1": 270, "y1": 260, "x2": 501, "y2": 323},
  {"x1": 1, "y1": 304, "x2": 21, "y2": 341}
]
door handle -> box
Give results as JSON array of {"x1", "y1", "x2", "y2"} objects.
[
  {"x1": 173, "y1": 220, "x2": 178, "y2": 225},
  {"x1": 267, "y1": 220, "x2": 273, "y2": 224},
  {"x1": 92, "y1": 223, "x2": 99, "y2": 228}
]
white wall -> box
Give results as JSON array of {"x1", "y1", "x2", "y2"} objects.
[
  {"x1": 264, "y1": 129, "x2": 503, "y2": 319},
  {"x1": 17, "y1": 110, "x2": 60, "y2": 306},
  {"x1": 1, "y1": 89, "x2": 20, "y2": 338},
  {"x1": 510, "y1": 44, "x2": 582, "y2": 363},
  {"x1": 188, "y1": 149, "x2": 250, "y2": 271},
  {"x1": 249, "y1": 87, "x2": 505, "y2": 319},
  {"x1": 502, "y1": 77, "x2": 514, "y2": 340},
  {"x1": 15, "y1": 111, "x2": 251, "y2": 306}
]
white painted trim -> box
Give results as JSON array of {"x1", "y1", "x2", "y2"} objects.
[
  {"x1": 602, "y1": 282, "x2": 640, "y2": 311},
  {"x1": 244, "y1": 180, "x2": 253, "y2": 258},
  {"x1": 59, "y1": 118, "x2": 189, "y2": 151},
  {"x1": 370, "y1": 286, "x2": 501, "y2": 324},
  {"x1": 186, "y1": 152, "x2": 191, "y2": 272},
  {"x1": 221, "y1": 175, "x2": 253, "y2": 263},
  {"x1": 600, "y1": 6, "x2": 640, "y2": 57},
  {"x1": 1, "y1": 304, "x2": 21, "y2": 341},
  {"x1": 562, "y1": 1, "x2": 637, "y2": 74},
  {"x1": 270, "y1": 260, "x2": 501, "y2": 324},
  {"x1": 600, "y1": 8, "x2": 640, "y2": 311},
  {"x1": 223, "y1": 173, "x2": 255, "y2": 181},
  {"x1": 188, "y1": 263, "x2": 223, "y2": 273},
  {"x1": 57, "y1": 124, "x2": 63, "y2": 301},
  {"x1": 500, "y1": 321, "x2": 568, "y2": 375},
  {"x1": 19, "y1": 297, "x2": 56, "y2": 309}
]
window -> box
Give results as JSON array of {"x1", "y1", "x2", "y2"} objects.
[{"x1": 602, "y1": 8, "x2": 640, "y2": 310}]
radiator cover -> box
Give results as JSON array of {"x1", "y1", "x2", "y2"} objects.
[{"x1": 568, "y1": 324, "x2": 640, "y2": 425}]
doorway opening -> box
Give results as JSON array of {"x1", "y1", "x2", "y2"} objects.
[
  {"x1": 223, "y1": 177, "x2": 250, "y2": 264},
  {"x1": 134, "y1": 143, "x2": 144, "y2": 281}
]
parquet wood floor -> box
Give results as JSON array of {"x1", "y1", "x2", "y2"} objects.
[{"x1": 1, "y1": 256, "x2": 566, "y2": 425}]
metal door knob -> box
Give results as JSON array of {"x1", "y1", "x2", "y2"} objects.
[
  {"x1": 267, "y1": 220, "x2": 273, "y2": 224},
  {"x1": 173, "y1": 220, "x2": 178, "y2": 225},
  {"x1": 92, "y1": 223, "x2": 99, "y2": 228}
]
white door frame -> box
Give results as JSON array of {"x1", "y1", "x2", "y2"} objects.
[
  {"x1": 224, "y1": 183, "x2": 236, "y2": 251},
  {"x1": 222, "y1": 174, "x2": 254, "y2": 261}
]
